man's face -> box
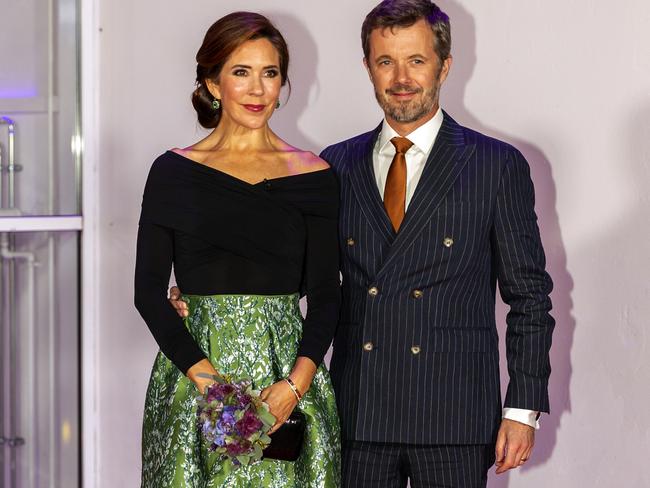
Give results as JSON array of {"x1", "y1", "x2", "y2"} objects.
[{"x1": 365, "y1": 19, "x2": 451, "y2": 127}]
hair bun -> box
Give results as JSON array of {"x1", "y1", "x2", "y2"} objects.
[{"x1": 191, "y1": 83, "x2": 220, "y2": 129}]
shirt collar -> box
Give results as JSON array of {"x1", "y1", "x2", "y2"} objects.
[{"x1": 377, "y1": 107, "x2": 444, "y2": 156}]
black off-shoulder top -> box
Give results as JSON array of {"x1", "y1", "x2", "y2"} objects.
[{"x1": 134, "y1": 151, "x2": 341, "y2": 374}]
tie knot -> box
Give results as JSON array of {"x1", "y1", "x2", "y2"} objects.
[{"x1": 391, "y1": 137, "x2": 413, "y2": 154}]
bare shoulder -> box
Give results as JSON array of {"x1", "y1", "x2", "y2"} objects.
[
  {"x1": 288, "y1": 150, "x2": 330, "y2": 175},
  {"x1": 170, "y1": 140, "x2": 213, "y2": 162},
  {"x1": 169, "y1": 146, "x2": 196, "y2": 160}
]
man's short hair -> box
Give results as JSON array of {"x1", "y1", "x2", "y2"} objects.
[{"x1": 362, "y1": 0, "x2": 451, "y2": 62}]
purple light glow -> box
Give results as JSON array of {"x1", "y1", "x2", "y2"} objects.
[{"x1": 0, "y1": 86, "x2": 39, "y2": 98}]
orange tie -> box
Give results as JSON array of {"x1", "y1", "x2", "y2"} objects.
[{"x1": 384, "y1": 137, "x2": 413, "y2": 232}]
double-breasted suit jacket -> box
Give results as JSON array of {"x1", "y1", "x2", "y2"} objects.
[{"x1": 320, "y1": 112, "x2": 554, "y2": 445}]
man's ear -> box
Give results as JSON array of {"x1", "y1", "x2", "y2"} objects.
[
  {"x1": 363, "y1": 57, "x2": 374, "y2": 83},
  {"x1": 438, "y1": 55, "x2": 453, "y2": 85},
  {"x1": 205, "y1": 78, "x2": 221, "y2": 100}
]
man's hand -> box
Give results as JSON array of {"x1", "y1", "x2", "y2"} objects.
[
  {"x1": 494, "y1": 418, "x2": 535, "y2": 474},
  {"x1": 169, "y1": 286, "x2": 189, "y2": 318}
]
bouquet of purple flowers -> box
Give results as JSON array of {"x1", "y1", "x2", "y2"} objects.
[{"x1": 196, "y1": 374, "x2": 276, "y2": 468}]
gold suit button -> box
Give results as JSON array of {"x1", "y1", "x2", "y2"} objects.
[
  {"x1": 411, "y1": 345, "x2": 421, "y2": 355},
  {"x1": 412, "y1": 289, "x2": 423, "y2": 299},
  {"x1": 443, "y1": 236, "x2": 454, "y2": 248},
  {"x1": 368, "y1": 286, "x2": 379, "y2": 296},
  {"x1": 363, "y1": 341, "x2": 374, "y2": 352},
  {"x1": 347, "y1": 237, "x2": 355, "y2": 246}
]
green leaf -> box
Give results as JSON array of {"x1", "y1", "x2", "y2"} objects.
[
  {"x1": 259, "y1": 434, "x2": 272, "y2": 446},
  {"x1": 258, "y1": 409, "x2": 276, "y2": 426},
  {"x1": 236, "y1": 455, "x2": 249, "y2": 466},
  {"x1": 253, "y1": 444, "x2": 263, "y2": 460}
]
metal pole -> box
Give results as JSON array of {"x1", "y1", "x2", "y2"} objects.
[
  {"x1": 1, "y1": 117, "x2": 20, "y2": 488},
  {"x1": 0, "y1": 118, "x2": 17, "y2": 209},
  {"x1": 0, "y1": 234, "x2": 6, "y2": 488},
  {"x1": 0, "y1": 141, "x2": 4, "y2": 207},
  {"x1": 1, "y1": 236, "x2": 37, "y2": 488},
  {"x1": 47, "y1": 1, "x2": 58, "y2": 486},
  {"x1": 0, "y1": 233, "x2": 19, "y2": 488},
  {"x1": 0, "y1": 136, "x2": 5, "y2": 488}
]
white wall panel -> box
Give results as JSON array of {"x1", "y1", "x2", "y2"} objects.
[{"x1": 96, "y1": 1, "x2": 650, "y2": 486}]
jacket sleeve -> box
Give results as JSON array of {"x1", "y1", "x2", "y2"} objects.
[{"x1": 492, "y1": 148, "x2": 555, "y2": 413}]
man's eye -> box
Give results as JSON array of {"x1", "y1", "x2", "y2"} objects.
[
  {"x1": 379, "y1": 60, "x2": 391, "y2": 66},
  {"x1": 412, "y1": 59, "x2": 424, "y2": 65}
]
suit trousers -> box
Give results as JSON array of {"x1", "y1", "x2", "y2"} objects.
[{"x1": 342, "y1": 441, "x2": 495, "y2": 488}]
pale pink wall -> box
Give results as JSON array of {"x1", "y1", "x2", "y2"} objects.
[{"x1": 97, "y1": 1, "x2": 650, "y2": 486}]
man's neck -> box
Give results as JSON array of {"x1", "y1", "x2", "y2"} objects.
[{"x1": 385, "y1": 105, "x2": 440, "y2": 137}]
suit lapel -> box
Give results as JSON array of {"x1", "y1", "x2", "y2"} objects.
[
  {"x1": 376, "y1": 112, "x2": 476, "y2": 278},
  {"x1": 348, "y1": 123, "x2": 395, "y2": 245}
]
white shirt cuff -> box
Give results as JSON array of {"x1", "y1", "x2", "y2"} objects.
[{"x1": 502, "y1": 408, "x2": 540, "y2": 430}]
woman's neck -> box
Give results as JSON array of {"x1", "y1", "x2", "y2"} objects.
[{"x1": 204, "y1": 117, "x2": 280, "y2": 153}]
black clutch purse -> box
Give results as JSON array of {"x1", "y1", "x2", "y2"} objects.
[{"x1": 262, "y1": 410, "x2": 306, "y2": 461}]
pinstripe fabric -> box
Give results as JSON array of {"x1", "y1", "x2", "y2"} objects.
[
  {"x1": 342, "y1": 442, "x2": 493, "y2": 488},
  {"x1": 321, "y1": 112, "x2": 554, "y2": 445}
]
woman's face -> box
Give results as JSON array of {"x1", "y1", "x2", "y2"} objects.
[{"x1": 207, "y1": 38, "x2": 283, "y2": 130}]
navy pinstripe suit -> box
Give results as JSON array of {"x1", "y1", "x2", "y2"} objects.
[{"x1": 320, "y1": 112, "x2": 554, "y2": 447}]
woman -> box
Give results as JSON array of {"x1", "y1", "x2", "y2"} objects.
[{"x1": 134, "y1": 12, "x2": 341, "y2": 487}]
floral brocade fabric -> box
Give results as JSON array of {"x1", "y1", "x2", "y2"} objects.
[{"x1": 141, "y1": 294, "x2": 341, "y2": 488}]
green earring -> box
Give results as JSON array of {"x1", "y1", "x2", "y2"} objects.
[
  {"x1": 212, "y1": 99, "x2": 221, "y2": 110},
  {"x1": 276, "y1": 100, "x2": 281, "y2": 109}
]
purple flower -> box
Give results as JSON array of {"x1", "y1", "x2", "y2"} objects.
[
  {"x1": 221, "y1": 406, "x2": 236, "y2": 424},
  {"x1": 235, "y1": 409, "x2": 264, "y2": 438},
  {"x1": 205, "y1": 383, "x2": 237, "y2": 402},
  {"x1": 225, "y1": 439, "x2": 251, "y2": 457},
  {"x1": 197, "y1": 378, "x2": 269, "y2": 466},
  {"x1": 212, "y1": 433, "x2": 226, "y2": 447},
  {"x1": 235, "y1": 392, "x2": 252, "y2": 408},
  {"x1": 202, "y1": 419, "x2": 216, "y2": 438}
]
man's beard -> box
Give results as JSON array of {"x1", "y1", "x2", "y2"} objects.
[{"x1": 374, "y1": 82, "x2": 439, "y2": 123}]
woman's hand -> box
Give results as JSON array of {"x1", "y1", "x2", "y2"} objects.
[
  {"x1": 259, "y1": 380, "x2": 299, "y2": 434},
  {"x1": 186, "y1": 359, "x2": 219, "y2": 394},
  {"x1": 260, "y1": 357, "x2": 317, "y2": 434}
]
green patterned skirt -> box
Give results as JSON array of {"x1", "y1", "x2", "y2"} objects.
[{"x1": 141, "y1": 294, "x2": 341, "y2": 488}]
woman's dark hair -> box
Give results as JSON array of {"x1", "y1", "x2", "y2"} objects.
[
  {"x1": 361, "y1": 0, "x2": 451, "y2": 63},
  {"x1": 192, "y1": 12, "x2": 290, "y2": 129}
]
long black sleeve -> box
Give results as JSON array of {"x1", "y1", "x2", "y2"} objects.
[
  {"x1": 134, "y1": 222, "x2": 207, "y2": 374},
  {"x1": 297, "y1": 212, "x2": 341, "y2": 366}
]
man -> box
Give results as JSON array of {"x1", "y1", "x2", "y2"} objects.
[
  {"x1": 171, "y1": 1, "x2": 554, "y2": 486},
  {"x1": 319, "y1": 1, "x2": 554, "y2": 486}
]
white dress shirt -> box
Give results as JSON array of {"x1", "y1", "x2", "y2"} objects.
[
  {"x1": 372, "y1": 107, "x2": 540, "y2": 430},
  {"x1": 373, "y1": 108, "x2": 443, "y2": 209}
]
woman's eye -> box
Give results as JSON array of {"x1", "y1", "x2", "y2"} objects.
[
  {"x1": 264, "y1": 70, "x2": 279, "y2": 78},
  {"x1": 233, "y1": 69, "x2": 248, "y2": 76}
]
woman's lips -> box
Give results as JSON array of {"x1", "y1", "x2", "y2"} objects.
[{"x1": 243, "y1": 104, "x2": 265, "y2": 112}]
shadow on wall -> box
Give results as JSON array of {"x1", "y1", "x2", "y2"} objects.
[
  {"x1": 438, "y1": 2, "x2": 576, "y2": 486},
  {"x1": 266, "y1": 12, "x2": 320, "y2": 154}
]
